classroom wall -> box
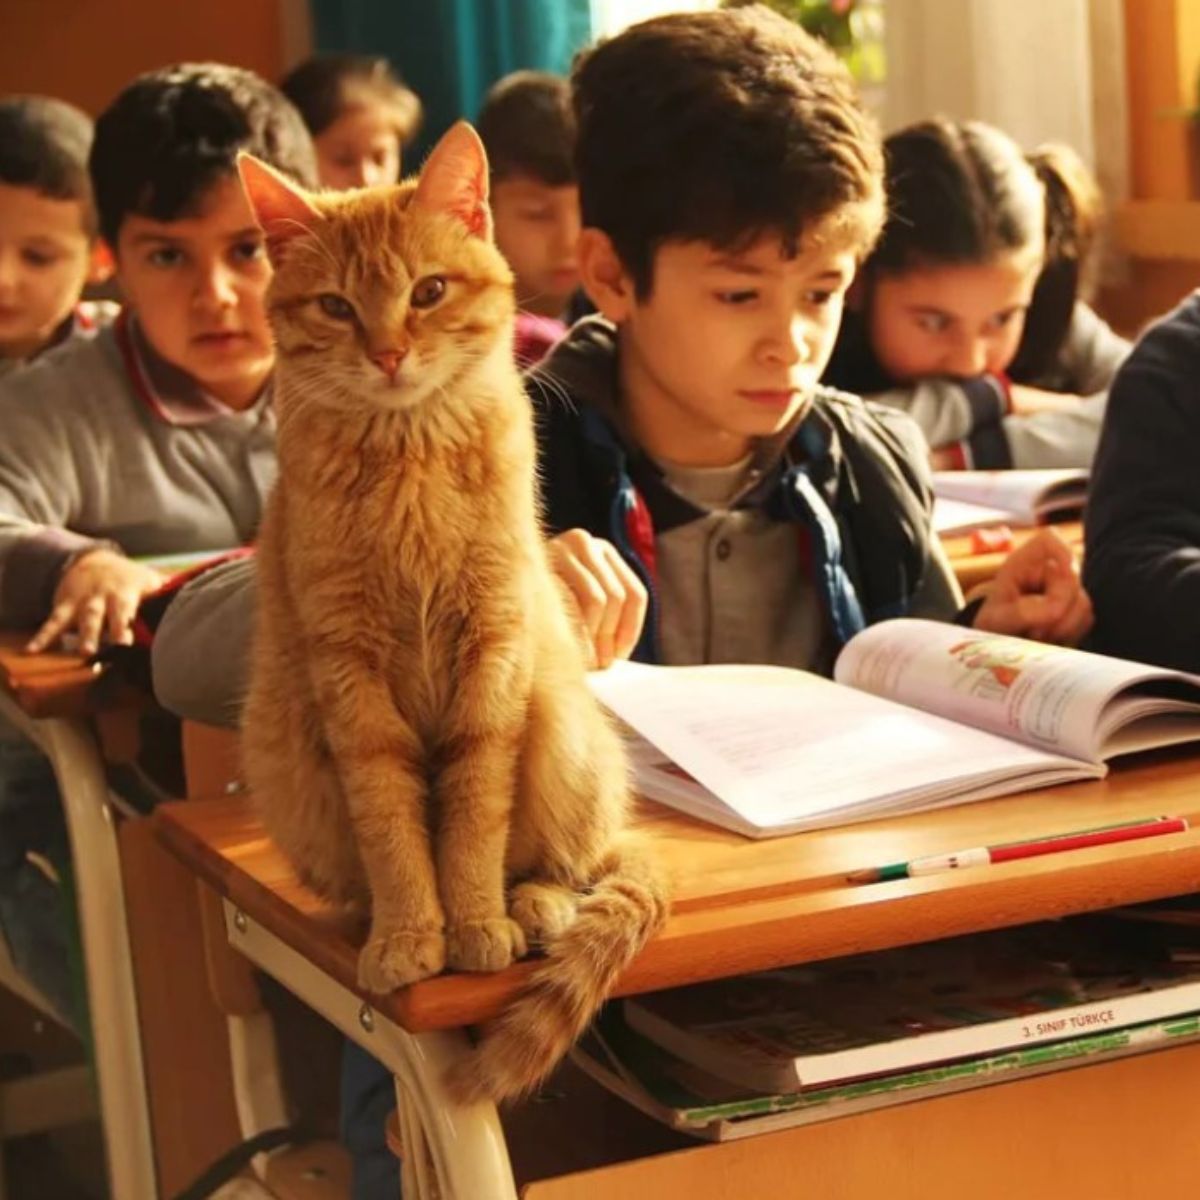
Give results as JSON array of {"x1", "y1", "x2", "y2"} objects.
[{"x1": 0, "y1": 0, "x2": 310, "y2": 116}]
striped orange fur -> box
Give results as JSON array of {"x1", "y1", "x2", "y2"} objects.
[{"x1": 237, "y1": 124, "x2": 669, "y2": 1103}]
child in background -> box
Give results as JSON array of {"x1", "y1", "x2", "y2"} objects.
[
  {"x1": 281, "y1": 53, "x2": 422, "y2": 191},
  {"x1": 0, "y1": 96, "x2": 115, "y2": 377},
  {"x1": 823, "y1": 117, "x2": 1129, "y2": 469},
  {"x1": 477, "y1": 71, "x2": 580, "y2": 362},
  {"x1": 1, "y1": 64, "x2": 315, "y2": 656},
  {"x1": 0, "y1": 60, "x2": 314, "y2": 1028}
]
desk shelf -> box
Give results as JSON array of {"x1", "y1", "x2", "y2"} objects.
[{"x1": 157, "y1": 726, "x2": 1200, "y2": 1199}]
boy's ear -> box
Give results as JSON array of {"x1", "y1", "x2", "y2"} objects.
[
  {"x1": 578, "y1": 228, "x2": 636, "y2": 323},
  {"x1": 237, "y1": 153, "x2": 320, "y2": 265},
  {"x1": 87, "y1": 240, "x2": 114, "y2": 286},
  {"x1": 412, "y1": 121, "x2": 492, "y2": 240}
]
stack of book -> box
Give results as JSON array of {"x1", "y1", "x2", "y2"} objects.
[{"x1": 571, "y1": 914, "x2": 1200, "y2": 1141}]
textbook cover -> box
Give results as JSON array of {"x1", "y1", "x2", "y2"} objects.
[
  {"x1": 621, "y1": 917, "x2": 1200, "y2": 1094},
  {"x1": 572, "y1": 1006, "x2": 1200, "y2": 1142}
]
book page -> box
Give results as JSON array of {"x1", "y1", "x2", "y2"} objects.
[
  {"x1": 834, "y1": 619, "x2": 1200, "y2": 762},
  {"x1": 932, "y1": 469, "x2": 1087, "y2": 524},
  {"x1": 588, "y1": 660, "x2": 1090, "y2": 833},
  {"x1": 931, "y1": 497, "x2": 1016, "y2": 536}
]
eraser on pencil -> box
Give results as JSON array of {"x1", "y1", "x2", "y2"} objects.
[{"x1": 970, "y1": 525, "x2": 1013, "y2": 554}]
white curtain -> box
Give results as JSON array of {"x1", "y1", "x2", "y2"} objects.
[
  {"x1": 882, "y1": 0, "x2": 1128, "y2": 205},
  {"x1": 590, "y1": 0, "x2": 717, "y2": 38}
]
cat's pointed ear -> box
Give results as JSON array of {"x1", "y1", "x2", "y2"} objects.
[
  {"x1": 237, "y1": 152, "x2": 320, "y2": 264},
  {"x1": 412, "y1": 122, "x2": 492, "y2": 240}
]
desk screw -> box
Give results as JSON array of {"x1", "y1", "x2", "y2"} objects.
[
  {"x1": 233, "y1": 909, "x2": 247, "y2": 933},
  {"x1": 359, "y1": 1004, "x2": 375, "y2": 1033}
]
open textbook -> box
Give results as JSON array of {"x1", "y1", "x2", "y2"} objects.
[
  {"x1": 587, "y1": 618, "x2": 1200, "y2": 837},
  {"x1": 932, "y1": 468, "x2": 1088, "y2": 526}
]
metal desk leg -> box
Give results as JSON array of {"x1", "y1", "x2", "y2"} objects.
[
  {"x1": 224, "y1": 900, "x2": 519, "y2": 1200},
  {"x1": 0, "y1": 693, "x2": 157, "y2": 1200}
]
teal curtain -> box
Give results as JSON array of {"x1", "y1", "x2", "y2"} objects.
[{"x1": 309, "y1": 0, "x2": 593, "y2": 162}]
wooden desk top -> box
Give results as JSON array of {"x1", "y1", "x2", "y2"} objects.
[
  {"x1": 155, "y1": 743, "x2": 1200, "y2": 1034},
  {"x1": 0, "y1": 630, "x2": 105, "y2": 718},
  {"x1": 939, "y1": 521, "x2": 1084, "y2": 592}
]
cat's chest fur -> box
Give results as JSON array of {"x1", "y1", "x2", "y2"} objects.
[{"x1": 273, "y1": 401, "x2": 537, "y2": 732}]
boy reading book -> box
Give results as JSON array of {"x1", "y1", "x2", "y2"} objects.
[{"x1": 532, "y1": 7, "x2": 1092, "y2": 669}]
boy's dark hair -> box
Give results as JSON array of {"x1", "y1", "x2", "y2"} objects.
[
  {"x1": 280, "y1": 54, "x2": 422, "y2": 144},
  {"x1": 571, "y1": 5, "x2": 883, "y2": 296},
  {"x1": 0, "y1": 96, "x2": 97, "y2": 235},
  {"x1": 91, "y1": 63, "x2": 318, "y2": 247},
  {"x1": 477, "y1": 71, "x2": 575, "y2": 187},
  {"x1": 871, "y1": 118, "x2": 1104, "y2": 379}
]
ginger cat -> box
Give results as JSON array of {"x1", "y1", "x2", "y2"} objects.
[{"x1": 237, "y1": 124, "x2": 668, "y2": 1103}]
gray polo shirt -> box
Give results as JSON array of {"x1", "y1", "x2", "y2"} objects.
[
  {"x1": 653, "y1": 451, "x2": 962, "y2": 674},
  {"x1": 0, "y1": 313, "x2": 276, "y2": 627}
]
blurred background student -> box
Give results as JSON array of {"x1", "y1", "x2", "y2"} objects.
[
  {"x1": 824, "y1": 117, "x2": 1129, "y2": 470},
  {"x1": 282, "y1": 52, "x2": 422, "y2": 190},
  {"x1": 477, "y1": 70, "x2": 580, "y2": 361}
]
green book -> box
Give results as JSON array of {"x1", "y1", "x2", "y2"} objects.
[
  {"x1": 571, "y1": 1007, "x2": 1200, "y2": 1142},
  {"x1": 621, "y1": 918, "x2": 1200, "y2": 1093}
]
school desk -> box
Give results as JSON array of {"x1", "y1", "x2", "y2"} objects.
[
  {"x1": 0, "y1": 632, "x2": 158, "y2": 1199},
  {"x1": 156, "y1": 725, "x2": 1200, "y2": 1200},
  {"x1": 0, "y1": 633, "x2": 348, "y2": 1199},
  {"x1": 939, "y1": 519, "x2": 1084, "y2": 591}
]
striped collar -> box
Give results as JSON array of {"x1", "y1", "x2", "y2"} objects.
[{"x1": 114, "y1": 308, "x2": 271, "y2": 427}]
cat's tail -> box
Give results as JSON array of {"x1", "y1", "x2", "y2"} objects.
[{"x1": 445, "y1": 835, "x2": 668, "y2": 1104}]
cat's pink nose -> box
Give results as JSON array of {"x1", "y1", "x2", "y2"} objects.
[{"x1": 371, "y1": 349, "x2": 407, "y2": 381}]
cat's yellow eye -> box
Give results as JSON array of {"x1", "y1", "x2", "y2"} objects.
[
  {"x1": 317, "y1": 293, "x2": 356, "y2": 321},
  {"x1": 411, "y1": 276, "x2": 447, "y2": 309}
]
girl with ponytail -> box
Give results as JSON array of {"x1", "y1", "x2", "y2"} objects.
[{"x1": 823, "y1": 117, "x2": 1128, "y2": 469}]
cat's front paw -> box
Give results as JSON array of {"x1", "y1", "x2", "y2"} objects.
[
  {"x1": 509, "y1": 881, "x2": 579, "y2": 946},
  {"x1": 445, "y1": 917, "x2": 528, "y2": 973},
  {"x1": 358, "y1": 929, "x2": 446, "y2": 993}
]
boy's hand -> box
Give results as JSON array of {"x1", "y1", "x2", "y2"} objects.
[
  {"x1": 972, "y1": 528, "x2": 1093, "y2": 646},
  {"x1": 27, "y1": 550, "x2": 166, "y2": 656},
  {"x1": 1009, "y1": 384, "x2": 1084, "y2": 417},
  {"x1": 548, "y1": 529, "x2": 648, "y2": 669}
]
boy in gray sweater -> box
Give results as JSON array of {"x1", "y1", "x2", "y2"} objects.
[
  {"x1": 0, "y1": 63, "x2": 314, "y2": 1021},
  {"x1": 2, "y1": 65, "x2": 314, "y2": 657}
]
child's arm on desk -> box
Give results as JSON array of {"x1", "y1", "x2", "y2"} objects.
[
  {"x1": 147, "y1": 530, "x2": 648, "y2": 728},
  {"x1": 151, "y1": 555, "x2": 257, "y2": 727}
]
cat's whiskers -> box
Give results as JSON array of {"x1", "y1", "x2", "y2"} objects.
[{"x1": 528, "y1": 366, "x2": 578, "y2": 415}]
